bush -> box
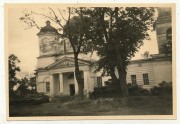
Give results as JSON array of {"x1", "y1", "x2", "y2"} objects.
[
  {"x1": 128, "y1": 83, "x2": 150, "y2": 96},
  {"x1": 9, "y1": 89, "x2": 18, "y2": 98},
  {"x1": 140, "y1": 89, "x2": 150, "y2": 96},
  {"x1": 150, "y1": 86, "x2": 159, "y2": 96},
  {"x1": 9, "y1": 93, "x2": 49, "y2": 106},
  {"x1": 150, "y1": 81, "x2": 172, "y2": 96},
  {"x1": 104, "y1": 81, "x2": 111, "y2": 86},
  {"x1": 158, "y1": 81, "x2": 172, "y2": 87},
  {"x1": 90, "y1": 85, "x2": 120, "y2": 98}
]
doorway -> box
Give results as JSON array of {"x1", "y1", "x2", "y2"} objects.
[{"x1": 69, "y1": 84, "x2": 75, "y2": 96}]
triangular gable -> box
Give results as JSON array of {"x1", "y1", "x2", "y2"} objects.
[{"x1": 46, "y1": 56, "x2": 90, "y2": 69}]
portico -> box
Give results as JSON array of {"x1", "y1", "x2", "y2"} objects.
[
  {"x1": 46, "y1": 56, "x2": 90, "y2": 96},
  {"x1": 49, "y1": 70, "x2": 89, "y2": 96}
]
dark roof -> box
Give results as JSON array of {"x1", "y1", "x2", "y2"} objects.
[
  {"x1": 37, "y1": 20, "x2": 59, "y2": 35},
  {"x1": 129, "y1": 54, "x2": 172, "y2": 64},
  {"x1": 36, "y1": 56, "x2": 92, "y2": 71}
]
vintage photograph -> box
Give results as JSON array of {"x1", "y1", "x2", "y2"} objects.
[{"x1": 5, "y1": 4, "x2": 175, "y2": 120}]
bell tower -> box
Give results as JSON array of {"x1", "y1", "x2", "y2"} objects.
[
  {"x1": 156, "y1": 8, "x2": 172, "y2": 54},
  {"x1": 37, "y1": 20, "x2": 64, "y2": 56}
]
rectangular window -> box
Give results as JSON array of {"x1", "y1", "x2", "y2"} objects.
[
  {"x1": 46, "y1": 82, "x2": 50, "y2": 92},
  {"x1": 143, "y1": 73, "x2": 149, "y2": 85},
  {"x1": 97, "y1": 77, "x2": 102, "y2": 87},
  {"x1": 131, "y1": 75, "x2": 137, "y2": 85}
]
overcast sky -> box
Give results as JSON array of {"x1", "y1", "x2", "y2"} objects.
[{"x1": 8, "y1": 7, "x2": 158, "y2": 74}]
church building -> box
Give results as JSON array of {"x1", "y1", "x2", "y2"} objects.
[{"x1": 36, "y1": 8, "x2": 172, "y2": 97}]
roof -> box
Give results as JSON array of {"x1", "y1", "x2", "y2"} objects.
[
  {"x1": 36, "y1": 54, "x2": 172, "y2": 71},
  {"x1": 129, "y1": 54, "x2": 172, "y2": 64},
  {"x1": 37, "y1": 20, "x2": 59, "y2": 35},
  {"x1": 37, "y1": 56, "x2": 91, "y2": 71}
]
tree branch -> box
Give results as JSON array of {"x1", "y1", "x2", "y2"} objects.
[
  {"x1": 77, "y1": 33, "x2": 84, "y2": 54},
  {"x1": 31, "y1": 11, "x2": 56, "y2": 22},
  {"x1": 28, "y1": 17, "x2": 41, "y2": 29},
  {"x1": 58, "y1": 9, "x2": 68, "y2": 21},
  {"x1": 101, "y1": 8, "x2": 109, "y2": 42},
  {"x1": 48, "y1": 7, "x2": 64, "y2": 28},
  {"x1": 109, "y1": 10, "x2": 114, "y2": 42},
  {"x1": 62, "y1": 8, "x2": 76, "y2": 54}
]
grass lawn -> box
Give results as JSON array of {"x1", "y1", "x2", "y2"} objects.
[{"x1": 9, "y1": 95, "x2": 172, "y2": 116}]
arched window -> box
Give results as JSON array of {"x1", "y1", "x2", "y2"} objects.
[
  {"x1": 160, "y1": 27, "x2": 172, "y2": 55},
  {"x1": 43, "y1": 77, "x2": 50, "y2": 92}
]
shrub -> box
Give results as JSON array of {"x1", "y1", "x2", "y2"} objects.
[
  {"x1": 150, "y1": 81, "x2": 172, "y2": 96},
  {"x1": 90, "y1": 85, "x2": 120, "y2": 98},
  {"x1": 9, "y1": 93, "x2": 49, "y2": 106},
  {"x1": 104, "y1": 81, "x2": 111, "y2": 86},
  {"x1": 158, "y1": 81, "x2": 172, "y2": 87},
  {"x1": 128, "y1": 83, "x2": 150, "y2": 96},
  {"x1": 140, "y1": 89, "x2": 150, "y2": 96},
  {"x1": 9, "y1": 89, "x2": 18, "y2": 98},
  {"x1": 150, "y1": 86, "x2": 159, "y2": 96}
]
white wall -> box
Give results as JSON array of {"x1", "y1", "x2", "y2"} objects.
[
  {"x1": 126, "y1": 61, "x2": 156, "y2": 87},
  {"x1": 102, "y1": 76, "x2": 111, "y2": 86},
  {"x1": 37, "y1": 82, "x2": 46, "y2": 93},
  {"x1": 153, "y1": 60, "x2": 172, "y2": 85},
  {"x1": 37, "y1": 72, "x2": 50, "y2": 93},
  {"x1": 37, "y1": 56, "x2": 55, "y2": 68}
]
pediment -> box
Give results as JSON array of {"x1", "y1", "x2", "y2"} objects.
[{"x1": 46, "y1": 57, "x2": 90, "y2": 69}]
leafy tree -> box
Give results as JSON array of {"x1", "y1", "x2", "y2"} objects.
[
  {"x1": 63, "y1": 14, "x2": 92, "y2": 99},
  {"x1": 20, "y1": 8, "x2": 92, "y2": 99},
  {"x1": 15, "y1": 73, "x2": 37, "y2": 97},
  {"x1": 85, "y1": 7, "x2": 155, "y2": 97},
  {"x1": 18, "y1": 72, "x2": 37, "y2": 90},
  {"x1": 16, "y1": 77, "x2": 29, "y2": 97},
  {"x1": 9, "y1": 54, "x2": 21, "y2": 90},
  {"x1": 29, "y1": 76, "x2": 37, "y2": 92}
]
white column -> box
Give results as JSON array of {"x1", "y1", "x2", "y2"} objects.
[
  {"x1": 59, "y1": 73, "x2": 63, "y2": 94},
  {"x1": 50, "y1": 74, "x2": 54, "y2": 96},
  {"x1": 83, "y1": 70, "x2": 89, "y2": 92},
  {"x1": 74, "y1": 72, "x2": 78, "y2": 94}
]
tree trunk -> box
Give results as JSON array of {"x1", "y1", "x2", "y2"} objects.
[
  {"x1": 74, "y1": 53, "x2": 84, "y2": 99},
  {"x1": 116, "y1": 54, "x2": 128, "y2": 97},
  {"x1": 109, "y1": 67, "x2": 118, "y2": 84},
  {"x1": 114, "y1": 7, "x2": 128, "y2": 97},
  {"x1": 109, "y1": 67, "x2": 121, "y2": 96}
]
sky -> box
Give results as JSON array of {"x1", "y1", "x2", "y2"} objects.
[{"x1": 8, "y1": 6, "x2": 158, "y2": 74}]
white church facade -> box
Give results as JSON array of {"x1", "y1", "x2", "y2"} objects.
[{"x1": 36, "y1": 8, "x2": 172, "y2": 97}]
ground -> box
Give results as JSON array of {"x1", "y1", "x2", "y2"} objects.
[{"x1": 9, "y1": 95, "x2": 172, "y2": 116}]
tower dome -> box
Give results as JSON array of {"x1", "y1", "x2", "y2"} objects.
[{"x1": 37, "y1": 20, "x2": 59, "y2": 35}]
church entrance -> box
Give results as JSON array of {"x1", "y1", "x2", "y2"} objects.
[
  {"x1": 63, "y1": 72, "x2": 75, "y2": 95},
  {"x1": 69, "y1": 84, "x2": 75, "y2": 96}
]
